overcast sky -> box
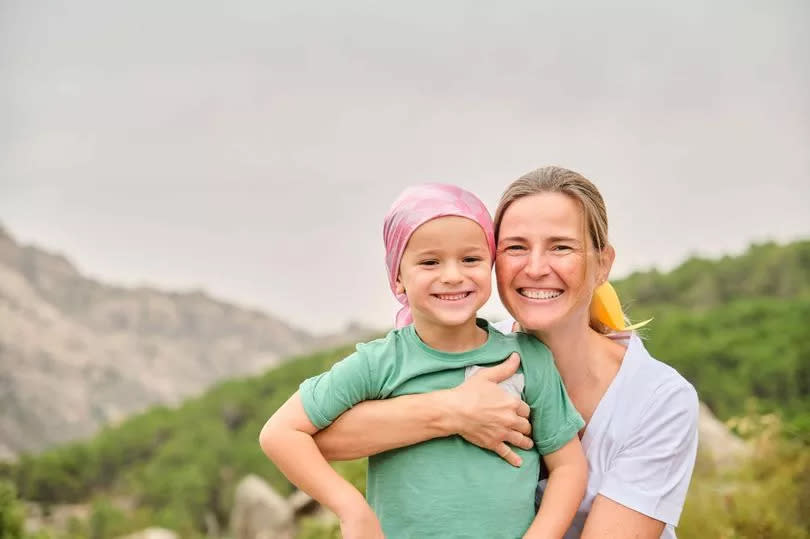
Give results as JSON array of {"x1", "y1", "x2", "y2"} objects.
[{"x1": 1, "y1": 0, "x2": 808, "y2": 333}]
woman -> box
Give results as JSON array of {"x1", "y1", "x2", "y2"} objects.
[{"x1": 313, "y1": 166, "x2": 699, "y2": 538}]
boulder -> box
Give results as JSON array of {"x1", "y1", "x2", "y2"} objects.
[
  {"x1": 230, "y1": 474, "x2": 295, "y2": 539},
  {"x1": 288, "y1": 489, "x2": 318, "y2": 515},
  {"x1": 117, "y1": 528, "x2": 178, "y2": 539},
  {"x1": 697, "y1": 402, "x2": 751, "y2": 470}
]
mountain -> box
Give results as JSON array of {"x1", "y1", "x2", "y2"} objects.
[{"x1": 0, "y1": 225, "x2": 323, "y2": 458}]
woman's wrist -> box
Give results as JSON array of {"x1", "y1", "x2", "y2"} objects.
[{"x1": 428, "y1": 388, "x2": 465, "y2": 437}]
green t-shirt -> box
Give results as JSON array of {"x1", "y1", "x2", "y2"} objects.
[{"x1": 299, "y1": 318, "x2": 584, "y2": 538}]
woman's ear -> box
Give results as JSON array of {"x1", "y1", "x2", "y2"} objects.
[{"x1": 599, "y1": 244, "x2": 616, "y2": 283}]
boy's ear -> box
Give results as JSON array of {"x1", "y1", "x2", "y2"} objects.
[{"x1": 395, "y1": 276, "x2": 405, "y2": 295}]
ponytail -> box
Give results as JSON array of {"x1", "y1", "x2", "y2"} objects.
[{"x1": 590, "y1": 282, "x2": 652, "y2": 332}]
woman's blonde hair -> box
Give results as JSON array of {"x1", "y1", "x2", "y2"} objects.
[
  {"x1": 494, "y1": 166, "x2": 608, "y2": 250},
  {"x1": 494, "y1": 166, "x2": 642, "y2": 334}
]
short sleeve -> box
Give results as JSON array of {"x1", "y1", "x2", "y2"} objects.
[
  {"x1": 520, "y1": 337, "x2": 585, "y2": 455},
  {"x1": 298, "y1": 347, "x2": 378, "y2": 430},
  {"x1": 599, "y1": 380, "x2": 699, "y2": 525}
]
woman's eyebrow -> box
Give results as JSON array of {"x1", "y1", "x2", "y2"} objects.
[
  {"x1": 498, "y1": 235, "x2": 580, "y2": 243},
  {"x1": 497, "y1": 235, "x2": 528, "y2": 243},
  {"x1": 547, "y1": 235, "x2": 580, "y2": 243}
]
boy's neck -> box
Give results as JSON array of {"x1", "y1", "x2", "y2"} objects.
[{"x1": 411, "y1": 317, "x2": 487, "y2": 353}]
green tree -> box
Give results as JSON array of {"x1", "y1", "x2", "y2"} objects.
[{"x1": 0, "y1": 480, "x2": 25, "y2": 539}]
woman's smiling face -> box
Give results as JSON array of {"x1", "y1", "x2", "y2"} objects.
[{"x1": 495, "y1": 191, "x2": 609, "y2": 334}]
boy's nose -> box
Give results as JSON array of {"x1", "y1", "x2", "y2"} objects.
[{"x1": 440, "y1": 262, "x2": 464, "y2": 284}]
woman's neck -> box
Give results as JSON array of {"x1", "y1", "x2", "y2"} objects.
[
  {"x1": 532, "y1": 318, "x2": 622, "y2": 388},
  {"x1": 532, "y1": 320, "x2": 626, "y2": 425},
  {"x1": 412, "y1": 317, "x2": 487, "y2": 353}
]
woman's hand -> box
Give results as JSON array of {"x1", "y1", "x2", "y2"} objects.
[{"x1": 445, "y1": 353, "x2": 534, "y2": 466}]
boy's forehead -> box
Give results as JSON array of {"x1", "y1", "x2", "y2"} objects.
[
  {"x1": 406, "y1": 216, "x2": 489, "y2": 250},
  {"x1": 411, "y1": 216, "x2": 486, "y2": 239}
]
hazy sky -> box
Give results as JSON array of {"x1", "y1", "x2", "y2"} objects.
[{"x1": 2, "y1": 1, "x2": 808, "y2": 333}]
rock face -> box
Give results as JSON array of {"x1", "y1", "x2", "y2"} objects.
[
  {"x1": 230, "y1": 475, "x2": 295, "y2": 539},
  {"x1": 118, "y1": 528, "x2": 178, "y2": 539},
  {"x1": 0, "y1": 225, "x2": 313, "y2": 456},
  {"x1": 697, "y1": 402, "x2": 751, "y2": 469}
]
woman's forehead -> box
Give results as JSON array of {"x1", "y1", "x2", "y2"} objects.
[{"x1": 500, "y1": 192, "x2": 585, "y2": 237}]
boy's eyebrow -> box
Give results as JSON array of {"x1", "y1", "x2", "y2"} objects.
[{"x1": 412, "y1": 244, "x2": 489, "y2": 255}]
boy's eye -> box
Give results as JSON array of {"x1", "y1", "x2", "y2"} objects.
[
  {"x1": 419, "y1": 260, "x2": 439, "y2": 266},
  {"x1": 462, "y1": 256, "x2": 483, "y2": 264}
]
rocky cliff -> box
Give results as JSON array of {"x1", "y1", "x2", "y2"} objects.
[{"x1": 0, "y1": 225, "x2": 319, "y2": 458}]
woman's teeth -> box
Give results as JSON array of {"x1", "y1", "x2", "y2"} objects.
[
  {"x1": 434, "y1": 292, "x2": 471, "y2": 301},
  {"x1": 519, "y1": 289, "x2": 562, "y2": 300}
]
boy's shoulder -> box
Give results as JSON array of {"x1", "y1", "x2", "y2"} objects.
[
  {"x1": 352, "y1": 324, "x2": 418, "y2": 363},
  {"x1": 353, "y1": 327, "x2": 398, "y2": 354}
]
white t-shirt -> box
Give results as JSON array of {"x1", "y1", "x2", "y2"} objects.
[{"x1": 493, "y1": 319, "x2": 699, "y2": 539}]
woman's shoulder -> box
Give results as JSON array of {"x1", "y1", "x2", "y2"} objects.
[
  {"x1": 619, "y1": 334, "x2": 699, "y2": 415},
  {"x1": 491, "y1": 317, "x2": 517, "y2": 334}
]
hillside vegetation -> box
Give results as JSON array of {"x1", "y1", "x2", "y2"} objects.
[
  {"x1": 615, "y1": 240, "x2": 810, "y2": 433},
  {"x1": 2, "y1": 240, "x2": 809, "y2": 538}
]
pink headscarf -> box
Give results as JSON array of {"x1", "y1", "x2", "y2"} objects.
[{"x1": 383, "y1": 183, "x2": 496, "y2": 328}]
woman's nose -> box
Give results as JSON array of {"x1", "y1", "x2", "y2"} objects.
[{"x1": 524, "y1": 250, "x2": 550, "y2": 279}]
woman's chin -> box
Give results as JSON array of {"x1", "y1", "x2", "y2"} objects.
[
  {"x1": 518, "y1": 321, "x2": 551, "y2": 334},
  {"x1": 505, "y1": 301, "x2": 560, "y2": 332},
  {"x1": 509, "y1": 312, "x2": 558, "y2": 334}
]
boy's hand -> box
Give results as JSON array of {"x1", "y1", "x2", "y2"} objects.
[{"x1": 339, "y1": 502, "x2": 385, "y2": 539}]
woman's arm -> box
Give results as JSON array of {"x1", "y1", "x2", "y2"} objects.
[
  {"x1": 313, "y1": 391, "x2": 453, "y2": 459},
  {"x1": 314, "y1": 353, "x2": 535, "y2": 467},
  {"x1": 580, "y1": 496, "x2": 665, "y2": 539}
]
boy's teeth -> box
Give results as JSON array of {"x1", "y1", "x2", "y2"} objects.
[
  {"x1": 520, "y1": 289, "x2": 562, "y2": 300},
  {"x1": 436, "y1": 292, "x2": 470, "y2": 300}
]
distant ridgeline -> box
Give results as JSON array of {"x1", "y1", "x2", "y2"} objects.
[{"x1": 1, "y1": 240, "x2": 808, "y2": 538}]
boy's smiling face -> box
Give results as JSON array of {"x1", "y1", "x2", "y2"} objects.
[{"x1": 396, "y1": 216, "x2": 492, "y2": 330}]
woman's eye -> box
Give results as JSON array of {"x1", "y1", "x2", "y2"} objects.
[
  {"x1": 552, "y1": 245, "x2": 572, "y2": 252},
  {"x1": 504, "y1": 245, "x2": 527, "y2": 253}
]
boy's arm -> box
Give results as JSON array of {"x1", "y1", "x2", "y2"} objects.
[
  {"x1": 259, "y1": 391, "x2": 383, "y2": 538},
  {"x1": 314, "y1": 353, "x2": 534, "y2": 467},
  {"x1": 523, "y1": 437, "x2": 588, "y2": 539}
]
